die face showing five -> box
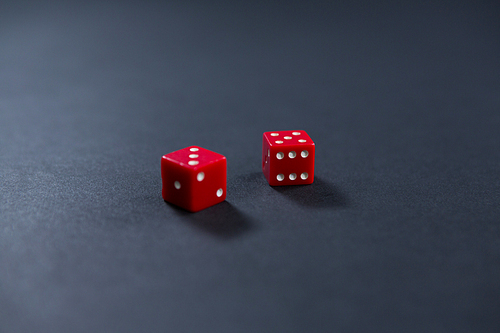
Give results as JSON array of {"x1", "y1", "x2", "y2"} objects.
[
  {"x1": 262, "y1": 130, "x2": 315, "y2": 186},
  {"x1": 161, "y1": 146, "x2": 226, "y2": 212}
]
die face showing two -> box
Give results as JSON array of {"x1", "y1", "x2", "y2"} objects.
[
  {"x1": 262, "y1": 130, "x2": 315, "y2": 186},
  {"x1": 161, "y1": 146, "x2": 226, "y2": 212}
]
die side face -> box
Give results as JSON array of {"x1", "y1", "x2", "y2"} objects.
[
  {"x1": 161, "y1": 158, "x2": 195, "y2": 209},
  {"x1": 189, "y1": 159, "x2": 226, "y2": 212},
  {"x1": 262, "y1": 131, "x2": 315, "y2": 186},
  {"x1": 162, "y1": 146, "x2": 226, "y2": 212}
]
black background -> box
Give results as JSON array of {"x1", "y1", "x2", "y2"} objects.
[{"x1": 1, "y1": 1, "x2": 499, "y2": 332}]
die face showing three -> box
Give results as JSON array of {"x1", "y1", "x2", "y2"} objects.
[
  {"x1": 262, "y1": 130, "x2": 315, "y2": 186},
  {"x1": 161, "y1": 146, "x2": 226, "y2": 212}
]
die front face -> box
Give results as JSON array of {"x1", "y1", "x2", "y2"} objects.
[
  {"x1": 161, "y1": 146, "x2": 227, "y2": 212},
  {"x1": 262, "y1": 130, "x2": 315, "y2": 186}
]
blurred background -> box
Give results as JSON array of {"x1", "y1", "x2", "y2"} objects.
[{"x1": 1, "y1": 1, "x2": 499, "y2": 332}]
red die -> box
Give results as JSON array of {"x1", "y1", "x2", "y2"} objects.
[
  {"x1": 262, "y1": 130, "x2": 315, "y2": 186},
  {"x1": 161, "y1": 146, "x2": 227, "y2": 212}
]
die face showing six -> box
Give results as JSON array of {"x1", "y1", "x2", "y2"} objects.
[
  {"x1": 262, "y1": 130, "x2": 315, "y2": 186},
  {"x1": 161, "y1": 146, "x2": 226, "y2": 212}
]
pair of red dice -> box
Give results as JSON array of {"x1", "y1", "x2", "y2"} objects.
[{"x1": 161, "y1": 130, "x2": 315, "y2": 212}]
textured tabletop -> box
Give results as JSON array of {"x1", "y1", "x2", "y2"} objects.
[{"x1": 1, "y1": 1, "x2": 499, "y2": 332}]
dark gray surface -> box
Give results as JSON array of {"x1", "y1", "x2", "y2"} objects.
[{"x1": 1, "y1": 1, "x2": 499, "y2": 332}]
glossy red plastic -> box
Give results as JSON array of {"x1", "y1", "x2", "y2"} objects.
[
  {"x1": 161, "y1": 146, "x2": 227, "y2": 212},
  {"x1": 262, "y1": 130, "x2": 315, "y2": 186}
]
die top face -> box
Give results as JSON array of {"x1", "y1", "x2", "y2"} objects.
[
  {"x1": 162, "y1": 146, "x2": 226, "y2": 169},
  {"x1": 263, "y1": 130, "x2": 314, "y2": 147}
]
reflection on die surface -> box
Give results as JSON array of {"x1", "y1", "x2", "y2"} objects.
[
  {"x1": 262, "y1": 130, "x2": 315, "y2": 186},
  {"x1": 161, "y1": 146, "x2": 226, "y2": 212}
]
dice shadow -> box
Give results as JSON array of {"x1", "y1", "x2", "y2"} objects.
[
  {"x1": 272, "y1": 176, "x2": 348, "y2": 208},
  {"x1": 167, "y1": 201, "x2": 254, "y2": 238}
]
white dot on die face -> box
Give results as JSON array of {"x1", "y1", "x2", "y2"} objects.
[
  {"x1": 289, "y1": 173, "x2": 297, "y2": 180},
  {"x1": 190, "y1": 148, "x2": 199, "y2": 152},
  {"x1": 188, "y1": 160, "x2": 199, "y2": 166},
  {"x1": 277, "y1": 174, "x2": 284, "y2": 181},
  {"x1": 275, "y1": 140, "x2": 283, "y2": 144},
  {"x1": 298, "y1": 139, "x2": 306, "y2": 143},
  {"x1": 197, "y1": 172, "x2": 205, "y2": 181},
  {"x1": 288, "y1": 151, "x2": 296, "y2": 158},
  {"x1": 301, "y1": 172, "x2": 308, "y2": 180},
  {"x1": 276, "y1": 152, "x2": 284, "y2": 160},
  {"x1": 216, "y1": 188, "x2": 223, "y2": 197},
  {"x1": 267, "y1": 149, "x2": 270, "y2": 157},
  {"x1": 284, "y1": 136, "x2": 292, "y2": 140},
  {"x1": 270, "y1": 133, "x2": 279, "y2": 136},
  {"x1": 301, "y1": 150, "x2": 309, "y2": 158},
  {"x1": 189, "y1": 154, "x2": 199, "y2": 158},
  {"x1": 292, "y1": 132, "x2": 301, "y2": 135},
  {"x1": 174, "y1": 181, "x2": 181, "y2": 189}
]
